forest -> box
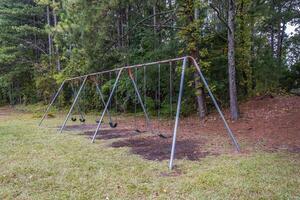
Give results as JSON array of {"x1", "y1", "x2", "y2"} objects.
[{"x1": 0, "y1": 0, "x2": 299, "y2": 120}]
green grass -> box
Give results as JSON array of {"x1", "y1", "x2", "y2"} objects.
[{"x1": 0, "y1": 110, "x2": 300, "y2": 199}]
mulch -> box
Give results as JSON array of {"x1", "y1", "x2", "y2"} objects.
[{"x1": 62, "y1": 95, "x2": 300, "y2": 161}]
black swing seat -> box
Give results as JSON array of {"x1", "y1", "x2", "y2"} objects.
[
  {"x1": 95, "y1": 120, "x2": 106, "y2": 124},
  {"x1": 109, "y1": 122, "x2": 118, "y2": 128},
  {"x1": 95, "y1": 121, "x2": 117, "y2": 128},
  {"x1": 79, "y1": 118, "x2": 86, "y2": 123},
  {"x1": 158, "y1": 133, "x2": 171, "y2": 139},
  {"x1": 71, "y1": 117, "x2": 77, "y2": 122}
]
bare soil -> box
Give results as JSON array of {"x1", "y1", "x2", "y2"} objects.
[
  {"x1": 0, "y1": 106, "x2": 13, "y2": 118},
  {"x1": 83, "y1": 129, "x2": 142, "y2": 140},
  {"x1": 54, "y1": 95, "x2": 300, "y2": 161}
]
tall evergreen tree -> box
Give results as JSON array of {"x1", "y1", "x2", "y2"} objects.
[{"x1": 0, "y1": 0, "x2": 47, "y2": 104}]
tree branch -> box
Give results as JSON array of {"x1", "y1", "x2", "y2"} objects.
[
  {"x1": 209, "y1": 3, "x2": 232, "y2": 33},
  {"x1": 141, "y1": 23, "x2": 186, "y2": 30},
  {"x1": 101, "y1": 5, "x2": 179, "y2": 57},
  {"x1": 19, "y1": 38, "x2": 47, "y2": 54}
]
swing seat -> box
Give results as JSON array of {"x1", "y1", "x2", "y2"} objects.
[
  {"x1": 158, "y1": 133, "x2": 170, "y2": 139},
  {"x1": 71, "y1": 117, "x2": 77, "y2": 122},
  {"x1": 135, "y1": 129, "x2": 141, "y2": 133},
  {"x1": 109, "y1": 122, "x2": 118, "y2": 128},
  {"x1": 80, "y1": 118, "x2": 86, "y2": 123}
]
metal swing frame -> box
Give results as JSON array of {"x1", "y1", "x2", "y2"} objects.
[
  {"x1": 70, "y1": 82, "x2": 86, "y2": 122},
  {"x1": 39, "y1": 56, "x2": 240, "y2": 170},
  {"x1": 94, "y1": 79, "x2": 117, "y2": 128}
]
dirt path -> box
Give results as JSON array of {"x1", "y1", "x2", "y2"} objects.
[{"x1": 0, "y1": 106, "x2": 14, "y2": 119}]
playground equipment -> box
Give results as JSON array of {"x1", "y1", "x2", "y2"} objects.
[
  {"x1": 39, "y1": 56, "x2": 240, "y2": 170},
  {"x1": 70, "y1": 81, "x2": 86, "y2": 123},
  {"x1": 92, "y1": 75, "x2": 118, "y2": 128}
]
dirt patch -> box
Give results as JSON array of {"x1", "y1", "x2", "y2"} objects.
[
  {"x1": 160, "y1": 168, "x2": 183, "y2": 177},
  {"x1": 84, "y1": 129, "x2": 142, "y2": 140},
  {"x1": 288, "y1": 146, "x2": 300, "y2": 153},
  {"x1": 111, "y1": 135, "x2": 214, "y2": 161},
  {"x1": 61, "y1": 124, "x2": 98, "y2": 131},
  {"x1": 0, "y1": 106, "x2": 14, "y2": 118},
  {"x1": 56, "y1": 95, "x2": 300, "y2": 162},
  {"x1": 109, "y1": 96, "x2": 299, "y2": 161},
  {"x1": 220, "y1": 95, "x2": 300, "y2": 152}
]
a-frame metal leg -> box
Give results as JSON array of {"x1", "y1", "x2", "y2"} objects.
[
  {"x1": 169, "y1": 57, "x2": 187, "y2": 170},
  {"x1": 59, "y1": 76, "x2": 88, "y2": 133},
  {"x1": 94, "y1": 82, "x2": 115, "y2": 126},
  {"x1": 39, "y1": 80, "x2": 66, "y2": 126},
  {"x1": 128, "y1": 72, "x2": 151, "y2": 130},
  {"x1": 191, "y1": 57, "x2": 240, "y2": 152},
  {"x1": 91, "y1": 69, "x2": 123, "y2": 143},
  {"x1": 70, "y1": 86, "x2": 86, "y2": 121}
]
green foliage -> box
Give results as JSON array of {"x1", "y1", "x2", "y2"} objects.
[
  {"x1": 280, "y1": 62, "x2": 300, "y2": 90},
  {"x1": 0, "y1": 0, "x2": 299, "y2": 113},
  {"x1": 0, "y1": 0, "x2": 46, "y2": 105}
]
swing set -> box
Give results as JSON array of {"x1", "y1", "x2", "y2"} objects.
[{"x1": 39, "y1": 56, "x2": 240, "y2": 170}]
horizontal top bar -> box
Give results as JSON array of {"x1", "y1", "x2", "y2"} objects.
[{"x1": 64, "y1": 56, "x2": 188, "y2": 82}]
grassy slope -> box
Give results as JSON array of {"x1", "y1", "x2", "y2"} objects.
[{"x1": 0, "y1": 111, "x2": 299, "y2": 200}]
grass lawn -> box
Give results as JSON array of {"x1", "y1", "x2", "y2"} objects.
[{"x1": 0, "y1": 108, "x2": 299, "y2": 199}]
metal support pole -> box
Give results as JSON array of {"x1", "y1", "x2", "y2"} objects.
[
  {"x1": 95, "y1": 82, "x2": 114, "y2": 125},
  {"x1": 190, "y1": 57, "x2": 240, "y2": 152},
  {"x1": 59, "y1": 76, "x2": 88, "y2": 133},
  {"x1": 39, "y1": 80, "x2": 66, "y2": 126},
  {"x1": 91, "y1": 69, "x2": 123, "y2": 143},
  {"x1": 169, "y1": 57, "x2": 187, "y2": 170},
  {"x1": 129, "y1": 73, "x2": 151, "y2": 130},
  {"x1": 169, "y1": 62, "x2": 173, "y2": 119}
]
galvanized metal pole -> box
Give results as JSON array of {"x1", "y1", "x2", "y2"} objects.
[
  {"x1": 63, "y1": 57, "x2": 186, "y2": 82},
  {"x1": 190, "y1": 57, "x2": 240, "y2": 152},
  {"x1": 129, "y1": 73, "x2": 151, "y2": 130},
  {"x1": 95, "y1": 82, "x2": 114, "y2": 124},
  {"x1": 39, "y1": 80, "x2": 66, "y2": 126},
  {"x1": 59, "y1": 76, "x2": 88, "y2": 133},
  {"x1": 91, "y1": 69, "x2": 123, "y2": 143},
  {"x1": 169, "y1": 57, "x2": 187, "y2": 170}
]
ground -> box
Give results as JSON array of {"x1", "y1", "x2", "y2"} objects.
[{"x1": 0, "y1": 95, "x2": 299, "y2": 199}]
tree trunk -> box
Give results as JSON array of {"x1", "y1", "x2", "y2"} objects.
[
  {"x1": 120, "y1": 8, "x2": 125, "y2": 48},
  {"x1": 193, "y1": 4, "x2": 206, "y2": 119},
  {"x1": 153, "y1": 5, "x2": 157, "y2": 34},
  {"x1": 52, "y1": 0, "x2": 61, "y2": 71},
  {"x1": 271, "y1": 25, "x2": 275, "y2": 55},
  {"x1": 126, "y1": 6, "x2": 130, "y2": 47},
  {"x1": 228, "y1": 0, "x2": 239, "y2": 120},
  {"x1": 194, "y1": 70, "x2": 206, "y2": 118},
  {"x1": 276, "y1": 20, "x2": 286, "y2": 64},
  {"x1": 46, "y1": 5, "x2": 52, "y2": 65},
  {"x1": 270, "y1": 1, "x2": 275, "y2": 56},
  {"x1": 33, "y1": 16, "x2": 38, "y2": 63},
  {"x1": 117, "y1": 12, "x2": 121, "y2": 48},
  {"x1": 250, "y1": 6, "x2": 256, "y2": 91},
  {"x1": 168, "y1": 0, "x2": 172, "y2": 9}
]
